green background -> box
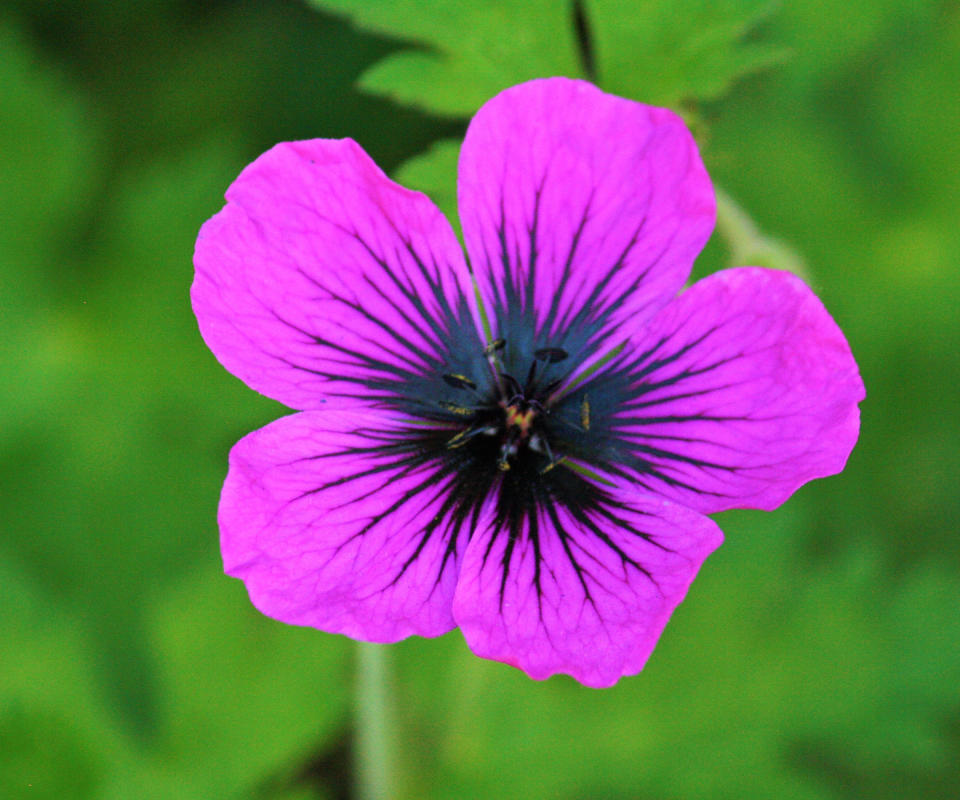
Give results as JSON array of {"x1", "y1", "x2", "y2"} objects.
[{"x1": 2, "y1": 1, "x2": 957, "y2": 797}]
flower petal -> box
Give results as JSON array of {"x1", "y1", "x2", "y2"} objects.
[
  {"x1": 594, "y1": 267, "x2": 865, "y2": 513},
  {"x1": 220, "y1": 409, "x2": 481, "y2": 641},
  {"x1": 458, "y1": 77, "x2": 714, "y2": 341},
  {"x1": 452, "y1": 486, "x2": 722, "y2": 687},
  {"x1": 192, "y1": 138, "x2": 475, "y2": 411}
]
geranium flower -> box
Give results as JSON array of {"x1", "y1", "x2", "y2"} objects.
[{"x1": 192, "y1": 78, "x2": 863, "y2": 688}]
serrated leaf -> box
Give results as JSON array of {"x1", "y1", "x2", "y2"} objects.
[
  {"x1": 587, "y1": 0, "x2": 787, "y2": 107},
  {"x1": 311, "y1": 0, "x2": 784, "y2": 118},
  {"x1": 311, "y1": 0, "x2": 583, "y2": 115}
]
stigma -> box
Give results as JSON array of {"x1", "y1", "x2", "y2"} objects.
[{"x1": 504, "y1": 402, "x2": 537, "y2": 438}]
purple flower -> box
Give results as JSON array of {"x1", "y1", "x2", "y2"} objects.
[{"x1": 192, "y1": 78, "x2": 863, "y2": 687}]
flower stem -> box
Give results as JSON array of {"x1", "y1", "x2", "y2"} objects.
[
  {"x1": 355, "y1": 642, "x2": 392, "y2": 800},
  {"x1": 714, "y1": 187, "x2": 810, "y2": 282}
]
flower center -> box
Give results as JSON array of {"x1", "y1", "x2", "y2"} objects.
[
  {"x1": 440, "y1": 341, "x2": 572, "y2": 475},
  {"x1": 504, "y1": 402, "x2": 537, "y2": 437}
]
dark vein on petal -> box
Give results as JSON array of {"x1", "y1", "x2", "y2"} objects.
[
  {"x1": 541, "y1": 195, "x2": 593, "y2": 337},
  {"x1": 297, "y1": 266, "x2": 440, "y2": 369},
  {"x1": 525, "y1": 177, "x2": 545, "y2": 313}
]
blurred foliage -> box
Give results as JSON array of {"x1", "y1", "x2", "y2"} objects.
[
  {"x1": 1, "y1": 0, "x2": 957, "y2": 798},
  {"x1": 312, "y1": 0, "x2": 784, "y2": 115}
]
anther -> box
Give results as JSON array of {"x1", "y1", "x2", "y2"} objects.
[
  {"x1": 483, "y1": 338, "x2": 506, "y2": 355},
  {"x1": 580, "y1": 395, "x2": 590, "y2": 430},
  {"x1": 438, "y1": 400, "x2": 475, "y2": 416},
  {"x1": 539, "y1": 456, "x2": 567, "y2": 475},
  {"x1": 446, "y1": 425, "x2": 496, "y2": 450},
  {"x1": 446, "y1": 430, "x2": 470, "y2": 449},
  {"x1": 442, "y1": 373, "x2": 477, "y2": 391},
  {"x1": 534, "y1": 347, "x2": 568, "y2": 363}
]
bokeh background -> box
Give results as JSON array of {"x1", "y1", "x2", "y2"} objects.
[{"x1": 2, "y1": 1, "x2": 958, "y2": 797}]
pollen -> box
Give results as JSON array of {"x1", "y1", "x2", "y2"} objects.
[
  {"x1": 439, "y1": 400, "x2": 476, "y2": 416},
  {"x1": 446, "y1": 430, "x2": 470, "y2": 449},
  {"x1": 442, "y1": 373, "x2": 478, "y2": 390}
]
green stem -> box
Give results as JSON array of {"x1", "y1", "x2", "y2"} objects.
[
  {"x1": 355, "y1": 642, "x2": 391, "y2": 800},
  {"x1": 714, "y1": 187, "x2": 810, "y2": 282}
]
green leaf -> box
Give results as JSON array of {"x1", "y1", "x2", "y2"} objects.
[
  {"x1": 769, "y1": 0, "x2": 936, "y2": 90},
  {"x1": 392, "y1": 138, "x2": 462, "y2": 233},
  {"x1": 0, "y1": 560, "x2": 133, "y2": 800},
  {"x1": 0, "y1": 20, "x2": 101, "y2": 443},
  {"x1": 311, "y1": 0, "x2": 784, "y2": 117},
  {"x1": 311, "y1": 0, "x2": 583, "y2": 115},
  {"x1": 587, "y1": 0, "x2": 788, "y2": 107},
  {"x1": 140, "y1": 564, "x2": 352, "y2": 797},
  {"x1": 390, "y1": 506, "x2": 960, "y2": 799},
  {"x1": 0, "y1": 22, "x2": 100, "y2": 277}
]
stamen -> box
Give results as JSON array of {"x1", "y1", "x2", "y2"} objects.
[
  {"x1": 438, "y1": 400, "x2": 476, "y2": 416},
  {"x1": 501, "y1": 373, "x2": 523, "y2": 397},
  {"x1": 538, "y1": 433, "x2": 565, "y2": 470},
  {"x1": 483, "y1": 338, "x2": 506, "y2": 355},
  {"x1": 534, "y1": 347, "x2": 568, "y2": 363},
  {"x1": 538, "y1": 377, "x2": 565, "y2": 407},
  {"x1": 524, "y1": 359, "x2": 538, "y2": 389},
  {"x1": 446, "y1": 425, "x2": 492, "y2": 449},
  {"x1": 442, "y1": 373, "x2": 478, "y2": 391},
  {"x1": 497, "y1": 430, "x2": 520, "y2": 470},
  {"x1": 580, "y1": 394, "x2": 590, "y2": 430},
  {"x1": 539, "y1": 456, "x2": 567, "y2": 475}
]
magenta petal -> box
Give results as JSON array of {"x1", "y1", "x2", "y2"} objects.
[
  {"x1": 452, "y1": 488, "x2": 723, "y2": 687},
  {"x1": 192, "y1": 138, "x2": 474, "y2": 410},
  {"x1": 616, "y1": 267, "x2": 865, "y2": 513},
  {"x1": 220, "y1": 409, "x2": 476, "y2": 641},
  {"x1": 458, "y1": 77, "x2": 715, "y2": 339}
]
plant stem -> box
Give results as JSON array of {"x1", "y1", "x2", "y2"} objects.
[
  {"x1": 355, "y1": 641, "x2": 391, "y2": 800},
  {"x1": 715, "y1": 187, "x2": 810, "y2": 282}
]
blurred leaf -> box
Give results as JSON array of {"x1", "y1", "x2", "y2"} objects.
[
  {"x1": 0, "y1": 19, "x2": 101, "y2": 440},
  {"x1": 0, "y1": 560, "x2": 131, "y2": 800},
  {"x1": 856, "y1": 5, "x2": 960, "y2": 209},
  {"x1": 0, "y1": 19, "x2": 355, "y2": 794},
  {"x1": 390, "y1": 507, "x2": 960, "y2": 799},
  {"x1": 769, "y1": 0, "x2": 937, "y2": 90},
  {"x1": 136, "y1": 564, "x2": 351, "y2": 798},
  {"x1": 2, "y1": 141, "x2": 257, "y2": 604},
  {"x1": 587, "y1": 0, "x2": 787, "y2": 107},
  {"x1": 0, "y1": 21, "x2": 99, "y2": 278},
  {"x1": 705, "y1": 2, "x2": 960, "y2": 574},
  {"x1": 0, "y1": 138, "x2": 289, "y2": 747}
]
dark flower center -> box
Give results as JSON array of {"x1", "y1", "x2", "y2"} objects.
[{"x1": 439, "y1": 341, "x2": 575, "y2": 475}]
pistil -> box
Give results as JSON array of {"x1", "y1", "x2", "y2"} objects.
[{"x1": 438, "y1": 339, "x2": 575, "y2": 474}]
